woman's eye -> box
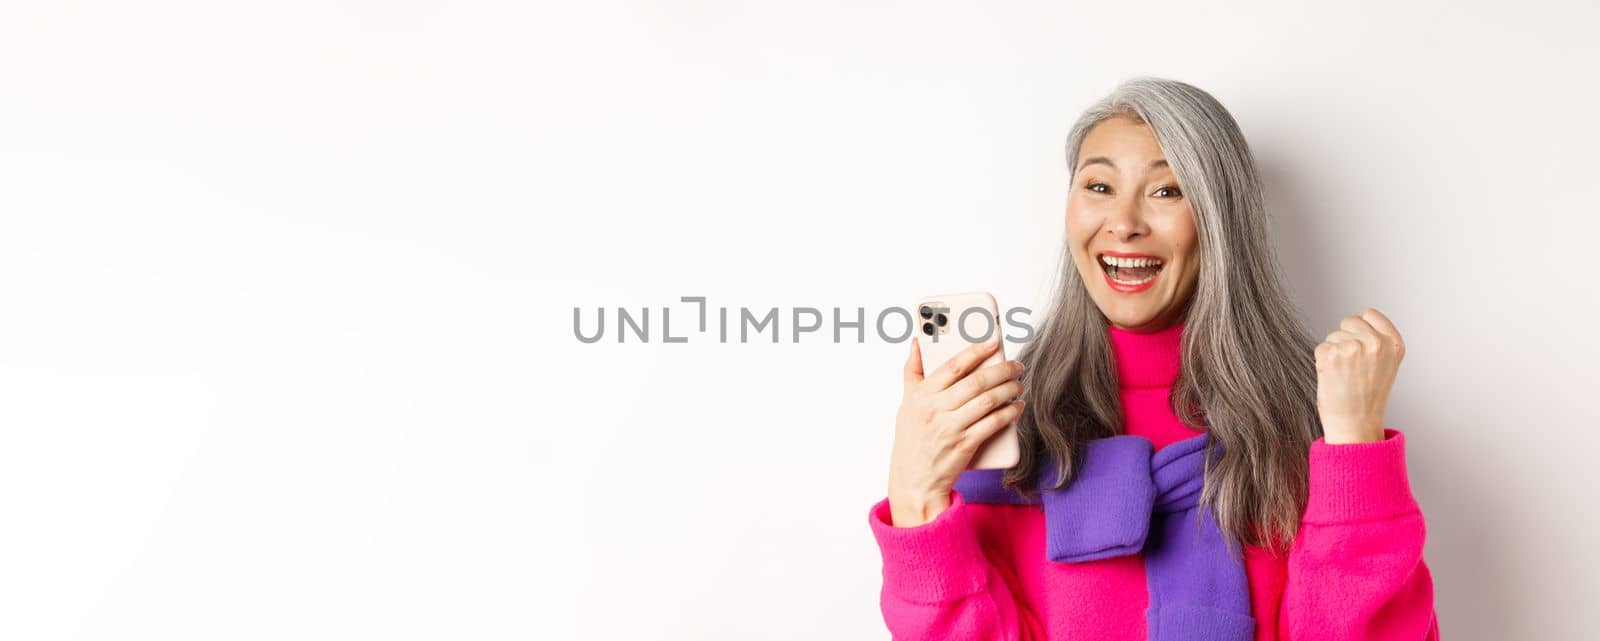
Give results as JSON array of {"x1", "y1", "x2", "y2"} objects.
[
  {"x1": 1154, "y1": 185, "x2": 1182, "y2": 198},
  {"x1": 1087, "y1": 182, "x2": 1110, "y2": 194}
]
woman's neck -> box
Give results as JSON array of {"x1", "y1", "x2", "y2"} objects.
[{"x1": 1106, "y1": 320, "x2": 1184, "y2": 389}]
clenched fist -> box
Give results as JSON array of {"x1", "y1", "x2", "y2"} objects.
[{"x1": 1315, "y1": 307, "x2": 1406, "y2": 445}]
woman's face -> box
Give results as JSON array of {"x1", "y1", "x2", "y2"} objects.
[{"x1": 1066, "y1": 114, "x2": 1201, "y2": 333}]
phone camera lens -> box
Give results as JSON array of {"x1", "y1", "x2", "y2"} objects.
[
  {"x1": 934, "y1": 313, "x2": 948, "y2": 327},
  {"x1": 921, "y1": 322, "x2": 935, "y2": 335},
  {"x1": 919, "y1": 306, "x2": 933, "y2": 320}
]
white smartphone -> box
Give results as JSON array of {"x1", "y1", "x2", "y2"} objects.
[{"x1": 912, "y1": 291, "x2": 1021, "y2": 470}]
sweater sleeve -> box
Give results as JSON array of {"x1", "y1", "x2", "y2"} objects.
[
  {"x1": 867, "y1": 489, "x2": 1023, "y2": 641},
  {"x1": 1280, "y1": 427, "x2": 1442, "y2": 641}
]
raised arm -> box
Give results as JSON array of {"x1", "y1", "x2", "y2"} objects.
[{"x1": 1279, "y1": 428, "x2": 1441, "y2": 641}]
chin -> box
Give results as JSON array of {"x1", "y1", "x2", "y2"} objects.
[{"x1": 1097, "y1": 300, "x2": 1175, "y2": 331}]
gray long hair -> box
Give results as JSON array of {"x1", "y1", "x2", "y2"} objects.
[{"x1": 1006, "y1": 77, "x2": 1324, "y2": 556}]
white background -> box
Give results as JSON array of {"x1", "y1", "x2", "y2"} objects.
[{"x1": 2, "y1": 1, "x2": 1597, "y2": 639}]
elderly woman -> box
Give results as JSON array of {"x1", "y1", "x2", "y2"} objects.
[{"x1": 869, "y1": 77, "x2": 1440, "y2": 641}]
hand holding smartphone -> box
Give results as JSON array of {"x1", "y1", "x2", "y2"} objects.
[{"x1": 910, "y1": 291, "x2": 1022, "y2": 470}]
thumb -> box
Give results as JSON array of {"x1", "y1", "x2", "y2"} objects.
[{"x1": 903, "y1": 338, "x2": 924, "y2": 388}]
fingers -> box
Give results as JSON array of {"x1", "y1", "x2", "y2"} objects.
[
  {"x1": 922, "y1": 337, "x2": 1002, "y2": 392},
  {"x1": 962, "y1": 400, "x2": 1025, "y2": 451},
  {"x1": 1359, "y1": 307, "x2": 1405, "y2": 355},
  {"x1": 902, "y1": 338, "x2": 924, "y2": 389},
  {"x1": 1318, "y1": 307, "x2": 1406, "y2": 374},
  {"x1": 938, "y1": 359, "x2": 1024, "y2": 411},
  {"x1": 1336, "y1": 315, "x2": 1380, "y2": 351},
  {"x1": 949, "y1": 378, "x2": 1024, "y2": 429},
  {"x1": 1324, "y1": 307, "x2": 1402, "y2": 358}
]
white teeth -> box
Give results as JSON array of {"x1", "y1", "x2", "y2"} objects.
[
  {"x1": 1099, "y1": 254, "x2": 1163, "y2": 286},
  {"x1": 1099, "y1": 255, "x2": 1164, "y2": 268}
]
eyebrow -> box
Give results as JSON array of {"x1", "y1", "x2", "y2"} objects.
[{"x1": 1078, "y1": 157, "x2": 1169, "y2": 172}]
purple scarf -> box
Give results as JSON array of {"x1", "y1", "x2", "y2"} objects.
[{"x1": 953, "y1": 432, "x2": 1256, "y2": 641}]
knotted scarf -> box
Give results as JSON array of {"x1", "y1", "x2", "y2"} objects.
[{"x1": 952, "y1": 432, "x2": 1256, "y2": 641}]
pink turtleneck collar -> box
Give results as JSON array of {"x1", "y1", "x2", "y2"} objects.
[{"x1": 1106, "y1": 320, "x2": 1184, "y2": 389}]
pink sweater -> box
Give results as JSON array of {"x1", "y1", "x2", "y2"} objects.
[{"x1": 867, "y1": 321, "x2": 1440, "y2": 640}]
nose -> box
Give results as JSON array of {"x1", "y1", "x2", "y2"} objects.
[{"x1": 1104, "y1": 196, "x2": 1150, "y2": 241}]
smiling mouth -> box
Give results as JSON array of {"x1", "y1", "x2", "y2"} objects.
[{"x1": 1098, "y1": 253, "x2": 1165, "y2": 285}]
